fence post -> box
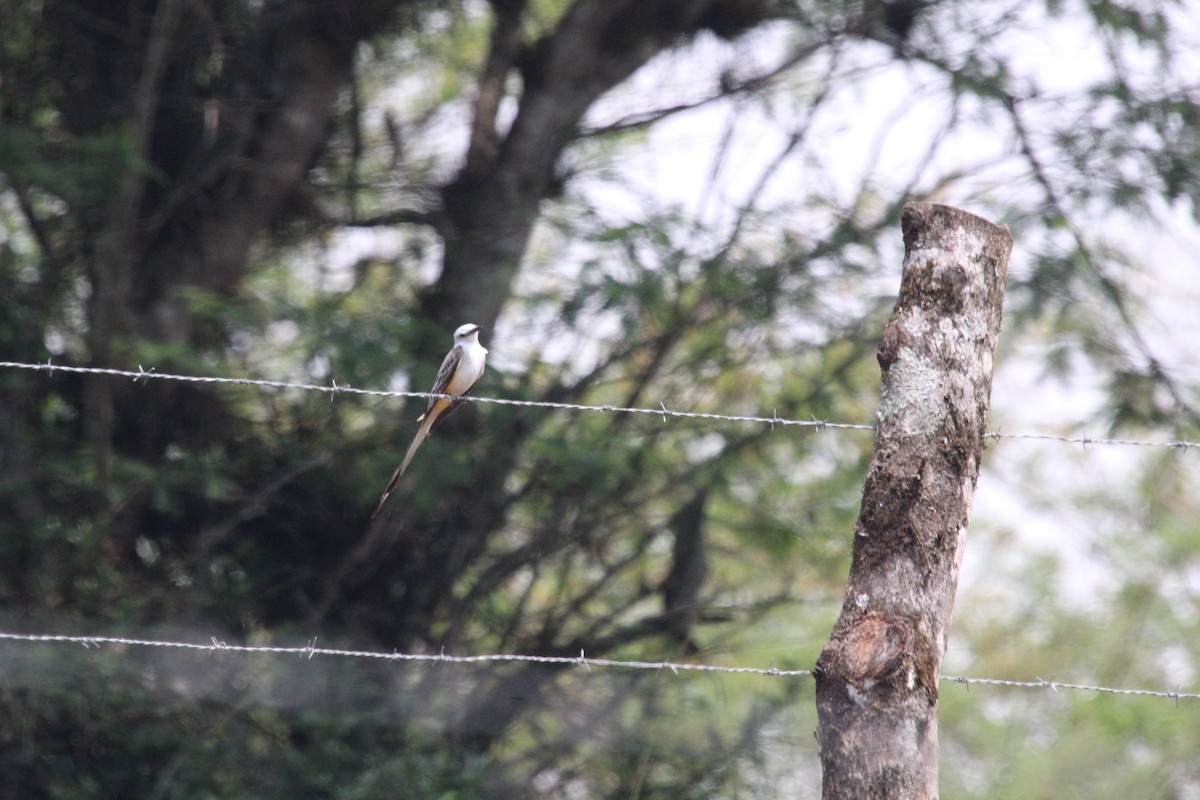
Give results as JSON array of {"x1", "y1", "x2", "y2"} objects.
[{"x1": 814, "y1": 203, "x2": 1012, "y2": 798}]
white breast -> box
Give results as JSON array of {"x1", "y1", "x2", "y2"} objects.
[{"x1": 447, "y1": 340, "x2": 487, "y2": 394}]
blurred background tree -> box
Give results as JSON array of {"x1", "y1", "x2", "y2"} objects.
[{"x1": 0, "y1": 0, "x2": 1198, "y2": 797}]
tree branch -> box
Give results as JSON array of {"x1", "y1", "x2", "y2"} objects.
[
  {"x1": 465, "y1": 0, "x2": 528, "y2": 176},
  {"x1": 323, "y1": 206, "x2": 443, "y2": 231},
  {"x1": 1001, "y1": 93, "x2": 1200, "y2": 424},
  {"x1": 579, "y1": 37, "x2": 829, "y2": 138}
]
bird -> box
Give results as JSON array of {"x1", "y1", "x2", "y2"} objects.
[{"x1": 372, "y1": 323, "x2": 488, "y2": 517}]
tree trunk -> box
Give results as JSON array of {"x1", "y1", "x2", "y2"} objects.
[
  {"x1": 424, "y1": 0, "x2": 771, "y2": 336},
  {"x1": 814, "y1": 203, "x2": 1012, "y2": 799}
]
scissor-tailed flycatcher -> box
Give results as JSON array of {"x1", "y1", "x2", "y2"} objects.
[{"x1": 373, "y1": 323, "x2": 488, "y2": 517}]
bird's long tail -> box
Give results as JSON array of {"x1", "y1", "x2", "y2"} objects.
[{"x1": 372, "y1": 409, "x2": 439, "y2": 518}]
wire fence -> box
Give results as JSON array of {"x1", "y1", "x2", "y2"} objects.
[
  {"x1": 0, "y1": 631, "x2": 1195, "y2": 703},
  {"x1": 2, "y1": 360, "x2": 1198, "y2": 707},
  {"x1": 2, "y1": 360, "x2": 1197, "y2": 450}
]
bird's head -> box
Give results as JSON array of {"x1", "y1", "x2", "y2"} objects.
[{"x1": 453, "y1": 323, "x2": 482, "y2": 342}]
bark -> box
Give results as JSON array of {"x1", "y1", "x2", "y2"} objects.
[{"x1": 814, "y1": 203, "x2": 1012, "y2": 799}]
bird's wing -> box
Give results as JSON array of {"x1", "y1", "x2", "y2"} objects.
[{"x1": 420, "y1": 345, "x2": 463, "y2": 420}]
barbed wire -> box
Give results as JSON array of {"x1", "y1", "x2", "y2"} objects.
[
  {"x1": 3, "y1": 359, "x2": 1198, "y2": 450},
  {"x1": 0, "y1": 359, "x2": 872, "y2": 432},
  {"x1": 940, "y1": 674, "x2": 1198, "y2": 704},
  {"x1": 0, "y1": 631, "x2": 1195, "y2": 703},
  {"x1": 0, "y1": 631, "x2": 808, "y2": 677}
]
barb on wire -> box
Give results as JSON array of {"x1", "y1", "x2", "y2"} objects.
[
  {"x1": 1, "y1": 360, "x2": 1197, "y2": 449},
  {"x1": 0, "y1": 631, "x2": 1197, "y2": 702}
]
